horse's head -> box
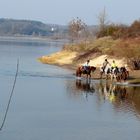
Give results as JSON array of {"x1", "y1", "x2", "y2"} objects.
[
  {"x1": 90, "y1": 66, "x2": 96, "y2": 72},
  {"x1": 120, "y1": 67, "x2": 127, "y2": 72}
]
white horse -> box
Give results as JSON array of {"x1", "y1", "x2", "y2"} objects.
[
  {"x1": 100, "y1": 63, "x2": 118, "y2": 80},
  {"x1": 100, "y1": 63, "x2": 111, "y2": 79}
]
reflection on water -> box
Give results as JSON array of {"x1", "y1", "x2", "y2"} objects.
[
  {"x1": 66, "y1": 79, "x2": 95, "y2": 100},
  {"x1": 96, "y1": 81, "x2": 140, "y2": 118},
  {"x1": 67, "y1": 79, "x2": 140, "y2": 119},
  {"x1": 75, "y1": 79, "x2": 95, "y2": 100},
  {"x1": 75, "y1": 79, "x2": 95, "y2": 93}
]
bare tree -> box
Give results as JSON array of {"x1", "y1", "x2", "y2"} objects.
[
  {"x1": 98, "y1": 7, "x2": 108, "y2": 32},
  {"x1": 68, "y1": 17, "x2": 86, "y2": 42}
]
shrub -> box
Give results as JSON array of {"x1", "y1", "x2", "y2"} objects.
[
  {"x1": 96, "y1": 20, "x2": 140, "y2": 39},
  {"x1": 96, "y1": 24, "x2": 128, "y2": 39}
]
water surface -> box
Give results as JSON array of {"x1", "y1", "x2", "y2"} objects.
[{"x1": 0, "y1": 38, "x2": 140, "y2": 140}]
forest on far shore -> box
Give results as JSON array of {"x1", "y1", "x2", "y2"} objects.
[{"x1": 0, "y1": 18, "x2": 68, "y2": 38}]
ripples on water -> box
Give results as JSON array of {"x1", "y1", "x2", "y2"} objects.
[{"x1": 0, "y1": 65, "x2": 76, "y2": 81}]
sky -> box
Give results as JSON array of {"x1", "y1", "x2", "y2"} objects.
[{"x1": 0, "y1": 0, "x2": 140, "y2": 25}]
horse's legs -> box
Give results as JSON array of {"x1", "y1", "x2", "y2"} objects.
[
  {"x1": 88, "y1": 72, "x2": 92, "y2": 79},
  {"x1": 89, "y1": 74, "x2": 91, "y2": 78},
  {"x1": 77, "y1": 72, "x2": 81, "y2": 77},
  {"x1": 105, "y1": 74, "x2": 108, "y2": 80},
  {"x1": 111, "y1": 74, "x2": 115, "y2": 81},
  {"x1": 100, "y1": 72, "x2": 103, "y2": 79},
  {"x1": 76, "y1": 69, "x2": 82, "y2": 77}
]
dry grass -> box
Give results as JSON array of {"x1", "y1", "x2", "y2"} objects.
[
  {"x1": 63, "y1": 37, "x2": 140, "y2": 64},
  {"x1": 63, "y1": 37, "x2": 119, "y2": 54},
  {"x1": 39, "y1": 37, "x2": 140, "y2": 71}
]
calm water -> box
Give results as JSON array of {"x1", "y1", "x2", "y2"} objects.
[{"x1": 0, "y1": 38, "x2": 140, "y2": 140}]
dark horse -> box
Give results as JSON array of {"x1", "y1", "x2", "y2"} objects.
[
  {"x1": 116, "y1": 67, "x2": 129, "y2": 82},
  {"x1": 76, "y1": 66, "x2": 96, "y2": 78}
]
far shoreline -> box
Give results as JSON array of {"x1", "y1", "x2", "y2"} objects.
[{"x1": 0, "y1": 35, "x2": 68, "y2": 43}]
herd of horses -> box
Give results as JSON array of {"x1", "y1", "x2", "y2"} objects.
[{"x1": 76, "y1": 63, "x2": 129, "y2": 82}]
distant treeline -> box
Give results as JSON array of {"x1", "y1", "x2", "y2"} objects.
[{"x1": 0, "y1": 18, "x2": 68, "y2": 37}]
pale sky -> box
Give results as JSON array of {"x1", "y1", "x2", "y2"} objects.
[{"x1": 0, "y1": 0, "x2": 140, "y2": 25}]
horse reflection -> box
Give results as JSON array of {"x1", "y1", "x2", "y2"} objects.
[
  {"x1": 95, "y1": 82, "x2": 140, "y2": 118},
  {"x1": 98, "y1": 81, "x2": 127, "y2": 102},
  {"x1": 76, "y1": 79, "x2": 95, "y2": 94}
]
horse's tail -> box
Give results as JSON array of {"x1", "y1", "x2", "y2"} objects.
[{"x1": 76, "y1": 67, "x2": 81, "y2": 77}]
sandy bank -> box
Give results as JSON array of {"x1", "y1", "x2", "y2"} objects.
[
  {"x1": 39, "y1": 50, "x2": 140, "y2": 83},
  {"x1": 39, "y1": 50, "x2": 77, "y2": 66},
  {"x1": 39, "y1": 50, "x2": 128, "y2": 69}
]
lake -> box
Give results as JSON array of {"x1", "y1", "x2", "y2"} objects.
[{"x1": 0, "y1": 37, "x2": 140, "y2": 140}]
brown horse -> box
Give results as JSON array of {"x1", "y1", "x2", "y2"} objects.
[
  {"x1": 116, "y1": 67, "x2": 129, "y2": 82},
  {"x1": 76, "y1": 66, "x2": 96, "y2": 78}
]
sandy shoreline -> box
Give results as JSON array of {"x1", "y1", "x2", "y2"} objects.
[{"x1": 39, "y1": 50, "x2": 140, "y2": 84}]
